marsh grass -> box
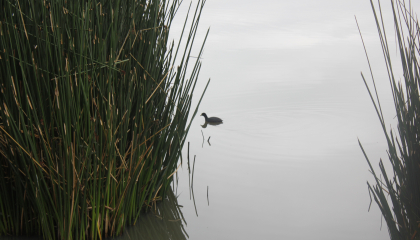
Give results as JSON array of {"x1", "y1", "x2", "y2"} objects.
[
  {"x1": 0, "y1": 0, "x2": 209, "y2": 239},
  {"x1": 358, "y1": 0, "x2": 420, "y2": 238}
]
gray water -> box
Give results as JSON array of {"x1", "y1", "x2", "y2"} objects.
[{"x1": 146, "y1": 0, "x2": 407, "y2": 239}]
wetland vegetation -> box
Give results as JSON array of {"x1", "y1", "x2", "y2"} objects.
[
  {"x1": 359, "y1": 0, "x2": 420, "y2": 239},
  {"x1": 0, "y1": 0, "x2": 208, "y2": 239}
]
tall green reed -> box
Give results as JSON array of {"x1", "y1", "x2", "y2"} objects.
[
  {"x1": 358, "y1": 0, "x2": 420, "y2": 239},
  {"x1": 0, "y1": 0, "x2": 209, "y2": 239}
]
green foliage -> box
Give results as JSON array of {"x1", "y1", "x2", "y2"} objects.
[
  {"x1": 358, "y1": 0, "x2": 420, "y2": 239},
  {"x1": 0, "y1": 0, "x2": 209, "y2": 239}
]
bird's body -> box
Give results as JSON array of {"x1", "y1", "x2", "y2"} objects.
[{"x1": 200, "y1": 113, "x2": 223, "y2": 123}]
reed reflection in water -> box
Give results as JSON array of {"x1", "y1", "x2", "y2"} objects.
[{"x1": 110, "y1": 188, "x2": 189, "y2": 240}]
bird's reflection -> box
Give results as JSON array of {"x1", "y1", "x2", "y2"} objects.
[{"x1": 201, "y1": 121, "x2": 223, "y2": 128}]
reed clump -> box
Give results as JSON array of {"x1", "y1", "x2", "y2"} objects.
[
  {"x1": 0, "y1": 0, "x2": 208, "y2": 239},
  {"x1": 358, "y1": 0, "x2": 420, "y2": 239}
]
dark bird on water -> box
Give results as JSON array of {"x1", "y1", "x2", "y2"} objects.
[{"x1": 200, "y1": 113, "x2": 223, "y2": 123}]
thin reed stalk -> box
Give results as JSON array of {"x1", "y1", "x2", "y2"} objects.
[
  {"x1": 0, "y1": 0, "x2": 209, "y2": 239},
  {"x1": 358, "y1": 0, "x2": 420, "y2": 239}
]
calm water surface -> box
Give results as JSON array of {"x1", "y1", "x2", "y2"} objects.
[
  {"x1": 3, "y1": 1, "x2": 416, "y2": 240},
  {"x1": 152, "y1": 0, "x2": 407, "y2": 239}
]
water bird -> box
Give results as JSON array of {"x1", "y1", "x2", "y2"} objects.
[{"x1": 200, "y1": 113, "x2": 223, "y2": 123}]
